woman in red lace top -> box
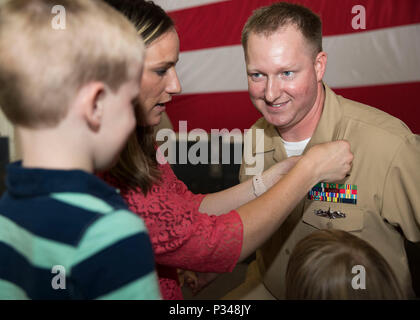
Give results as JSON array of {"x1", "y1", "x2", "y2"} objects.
[{"x1": 102, "y1": 0, "x2": 353, "y2": 300}]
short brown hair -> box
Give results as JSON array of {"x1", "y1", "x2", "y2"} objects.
[
  {"x1": 0, "y1": 0, "x2": 144, "y2": 128},
  {"x1": 242, "y1": 2, "x2": 322, "y2": 57},
  {"x1": 286, "y1": 229, "x2": 405, "y2": 299}
]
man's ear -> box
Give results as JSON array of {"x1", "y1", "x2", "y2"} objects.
[
  {"x1": 314, "y1": 51, "x2": 327, "y2": 82},
  {"x1": 76, "y1": 82, "x2": 106, "y2": 132}
]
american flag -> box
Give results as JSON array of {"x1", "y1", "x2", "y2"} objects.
[{"x1": 154, "y1": 0, "x2": 420, "y2": 134}]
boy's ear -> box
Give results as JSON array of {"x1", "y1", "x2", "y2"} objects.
[{"x1": 78, "y1": 82, "x2": 106, "y2": 132}]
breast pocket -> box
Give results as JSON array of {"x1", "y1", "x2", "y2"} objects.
[{"x1": 302, "y1": 199, "x2": 364, "y2": 232}]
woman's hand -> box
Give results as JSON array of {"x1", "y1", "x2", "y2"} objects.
[
  {"x1": 180, "y1": 270, "x2": 220, "y2": 296},
  {"x1": 302, "y1": 140, "x2": 353, "y2": 182}
]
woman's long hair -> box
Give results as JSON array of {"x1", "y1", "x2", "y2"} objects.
[{"x1": 105, "y1": 0, "x2": 174, "y2": 194}]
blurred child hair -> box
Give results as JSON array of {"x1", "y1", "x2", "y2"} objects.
[{"x1": 286, "y1": 229, "x2": 405, "y2": 299}]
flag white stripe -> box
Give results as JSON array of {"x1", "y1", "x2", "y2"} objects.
[
  {"x1": 153, "y1": 0, "x2": 229, "y2": 12},
  {"x1": 324, "y1": 24, "x2": 420, "y2": 88},
  {"x1": 177, "y1": 45, "x2": 248, "y2": 94},
  {"x1": 176, "y1": 24, "x2": 420, "y2": 94}
]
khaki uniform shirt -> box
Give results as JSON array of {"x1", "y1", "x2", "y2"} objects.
[{"x1": 237, "y1": 85, "x2": 420, "y2": 299}]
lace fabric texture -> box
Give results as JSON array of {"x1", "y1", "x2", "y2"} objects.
[{"x1": 101, "y1": 162, "x2": 243, "y2": 299}]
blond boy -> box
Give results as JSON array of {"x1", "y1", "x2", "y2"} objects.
[{"x1": 0, "y1": 0, "x2": 160, "y2": 299}]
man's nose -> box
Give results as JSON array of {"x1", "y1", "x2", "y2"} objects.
[{"x1": 264, "y1": 76, "x2": 282, "y2": 103}]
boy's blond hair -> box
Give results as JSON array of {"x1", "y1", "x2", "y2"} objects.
[{"x1": 0, "y1": 0, "x2": 144, "y2": 128}]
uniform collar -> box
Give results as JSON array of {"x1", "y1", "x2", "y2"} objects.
[
  {"x1": 305, "y1": 84, "x2": 344, "y2": 148},
  {"x1": 256, "y1": 83, "x2": 344, "y2": 159},
  {"x1": 5, "y1": 161, "x2": 120, "y2": 200}
]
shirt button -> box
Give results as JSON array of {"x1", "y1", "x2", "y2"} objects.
[{"x1": 116, "y1": 188, "x2": 120, "y2": 194}]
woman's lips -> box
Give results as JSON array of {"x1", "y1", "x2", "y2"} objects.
[{"x1": 154, "y1": 103, "x2": 166, "y2": 111}]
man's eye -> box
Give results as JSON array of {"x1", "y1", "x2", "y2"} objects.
[
  {"x1": 250, "y1": 73, "x2": 264, "y2": 81},
  {"x1": 283, "y1": 71, "x2": 294, "y2": 77}
]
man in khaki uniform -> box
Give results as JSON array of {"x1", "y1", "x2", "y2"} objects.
[{"x1": 228, "y1": 2, "x2": 420, "y2": 299}]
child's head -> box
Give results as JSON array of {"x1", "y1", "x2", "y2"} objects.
[
  {"x1": 0, "y1": 0, "x2": 145, "y2": 170},
  {"x1": 286, "y1": 229, "x2": 405, "y2": 299}
]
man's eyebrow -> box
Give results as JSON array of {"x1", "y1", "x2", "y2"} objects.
[
  {"x1": 247, "y1": 64, "x2": 297, "y2": 73},
  {"x1": 246, "y1": 66, "x2": 262, "y2": 72}
]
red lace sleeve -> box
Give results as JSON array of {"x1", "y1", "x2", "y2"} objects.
[{"x1": 101, "y1": 163, "x2": 243, "y2": 273}]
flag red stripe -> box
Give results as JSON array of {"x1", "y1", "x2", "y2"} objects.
[
  {"x1": 169, "y1": 0, "x2": 420, "y2": 52},
  {"x1": 167, "y1": 91, "x2": 261, "y2": 132},
  {"x1": 166, "y1": 82, "x2": 420, "y2": 133}
]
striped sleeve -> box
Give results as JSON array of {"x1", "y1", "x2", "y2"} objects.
[{"x1": 69, "y1": 210, "x2": 161, "y2": 300}]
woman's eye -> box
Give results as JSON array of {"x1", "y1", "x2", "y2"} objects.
[{"x1": 155, "y1": 69, "x2": 167, "y2": 76}]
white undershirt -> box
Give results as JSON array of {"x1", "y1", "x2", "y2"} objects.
[{"x1": 281, "y1": 137, "x2": 311, "y2": 157}]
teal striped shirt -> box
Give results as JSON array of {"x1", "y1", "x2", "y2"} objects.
[{"x1": 0, "y1": 162, "x2": 161, "y2": 299}]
